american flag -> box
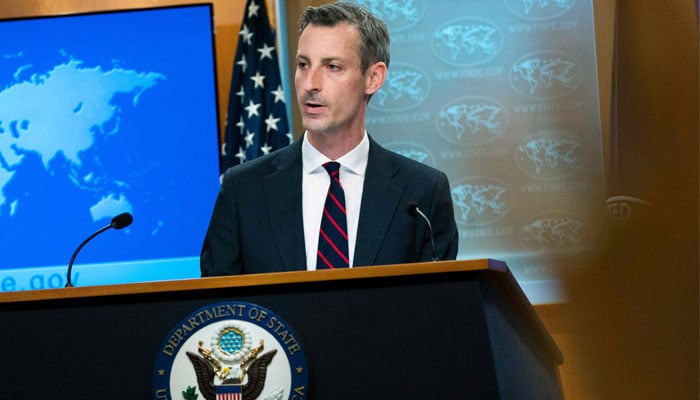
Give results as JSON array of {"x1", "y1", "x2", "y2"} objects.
[
  {"x1": 221, "y1": 0, "x2": 291, "y2": 173},
  {"x1": 216, "y1": 384, "x2": 242, "y2": 400}
]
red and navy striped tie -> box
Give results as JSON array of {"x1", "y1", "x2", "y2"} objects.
[{"x1": 317, "y1": 161, "x2": 349, "y2": 269}]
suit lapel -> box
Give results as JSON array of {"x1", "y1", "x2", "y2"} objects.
[
  {"x1": 264, "y1": 141, "x2": 307, "y2": 271},
  {"x1": 354, "y1": 140, "x2": 404, "y2": 266}
]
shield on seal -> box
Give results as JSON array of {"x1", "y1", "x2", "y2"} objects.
[{"x1": 216, "y1": 384, "x2": 242, "y2": 400}]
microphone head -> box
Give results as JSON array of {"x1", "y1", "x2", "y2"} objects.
[
  {"x1": 405, "y1": 202, "x2": 419, "y2": 217},
  {"x1": 111, "y1": 212, "x2": 133, "y2": 229}
]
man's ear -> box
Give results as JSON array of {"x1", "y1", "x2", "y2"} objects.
[{"x1": 365, "y1": 61, "x2": 387, "y2": 96}]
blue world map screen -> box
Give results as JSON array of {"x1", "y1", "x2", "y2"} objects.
[{"x1": 0, "y1": 5, "x2": 221, "y2": 290}]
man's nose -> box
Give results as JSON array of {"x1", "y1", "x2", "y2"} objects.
[{"x1": 301, "y1": 67, "x2": 321, "y2": 92}]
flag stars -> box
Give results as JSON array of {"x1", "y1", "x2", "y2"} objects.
[
  {"x1": 247, "y1": 1, "x2": 260, "y2": 18},
  {"x1": 265, "y1": 114, "x2": 280, "y2": 132},
  {"x1": 258, "y1": 43, "x2": 275, "y2": 60},
  {"x1": 236, "y1": 116, "x2": 245, "y2": 133},
  {"x1": 223, "y1": 0, "x2": 290, "y2": 169},
  {"x1": 245, "y1": 131, "x2": 255, "y2": 146},
  {"x1": 271, "y1": 85, "x2": 285, "y2": 103},
  {"x1": 236, "y1": 146, "x2": 247, "y2": 162},
  {"x1": 245, "y1": 99, "x2": 261, "y2": 118},
  {"x1": 236, "y1": 54, "x2": 248, "y2": 73},
  {"x1": 250, "y1": 71, "x2": 265, "y2": 89},
  {"x1": 239, "y1": 24, "x2": 254, "y2": 45}
]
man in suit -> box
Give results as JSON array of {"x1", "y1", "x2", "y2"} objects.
[{"x1": 200, "y1": 2, "x2": 458, "y2": 276}]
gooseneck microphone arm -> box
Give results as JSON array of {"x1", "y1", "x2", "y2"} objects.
[
  {"x1": 405, "y1": 202, "x2": 438, "y2": 261},
  {"x1": 65, "y1": 212, "x2": 133, "y2": 288}
]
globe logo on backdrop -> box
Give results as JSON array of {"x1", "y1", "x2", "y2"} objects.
[
  {"x1": 516, "y1": 132, "x2": 587, "y2": 179},
  {"x1": 451, "y1": 178, "x2": 513, "y2": 226},
  {"x1": 504, "y1": 0, "x2": 577, "y2": 20},
  {"x1": 519, "y1": 210, "x2": 586, "y2": 251},
  {"x1": 432, "y1": 18, "x2": 503, "y2": 66},
  {"x1": 345, "y1": 0, "x2": 425, "y2": 32},
  {"x1": 436, "y1": 97, "x2": 508, "y2": 145},
  {"x1": 371, "y1": 63, "x2": 430, "y2": 112},
  {"x1": 384, "y1": 141, "x2": 436, "y2": 167},
  {"x1": 510, "y1": 51, "x2": 582, "y2": 100}
]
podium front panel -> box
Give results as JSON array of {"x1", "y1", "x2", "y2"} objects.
[{"x1": 0, "y1": 262, "x2": 562, "y2": 400}]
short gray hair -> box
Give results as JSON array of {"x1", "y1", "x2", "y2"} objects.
[{"x1": 298, "y1": 2, "x2": 391, "y2": 73}]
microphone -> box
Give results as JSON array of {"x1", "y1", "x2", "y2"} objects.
[
  {"x1": 65, "y1": 212, "x2": 133, "y2": 287},
  {"x1": 405, "y1": 202, "x2": 438, "y2": 261}
]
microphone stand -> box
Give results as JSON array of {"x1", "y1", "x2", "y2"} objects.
[
  {"x1": 65, "y1": 212, "x2": 133, "y2": 288},
  {"x1": 65, "y1": 224, "x2": 112, "y2": 287},
  {"x1": 405, "y1": 202, "x2": 438, "y2": 262}
]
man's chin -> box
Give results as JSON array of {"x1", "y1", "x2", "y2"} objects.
[{"x1": 302, "y1": 119, "x2": 330, "y2": 134}]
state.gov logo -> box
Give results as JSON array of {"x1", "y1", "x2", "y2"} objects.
[{"x1": 153, "y1": 301, "x2": 310, "y2": 400}]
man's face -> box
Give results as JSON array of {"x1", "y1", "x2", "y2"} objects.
[{"x1": 294, "y1": 23, "x2": 371, "y2": 137}]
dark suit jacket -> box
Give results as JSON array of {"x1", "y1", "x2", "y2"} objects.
[{"x1": 200, "y1": 136, "x2": 458, "y2": 276}]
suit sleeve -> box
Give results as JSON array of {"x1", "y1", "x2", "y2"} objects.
[
  {"x1": 200, "y1": 169, "x2": 242, "y2": 276},
  {"x1": 428, "y1": 171, "x2": 459, "y2": 260}
]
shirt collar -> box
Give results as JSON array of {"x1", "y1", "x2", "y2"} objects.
[{"x1": 302, "y1": 132, "x2": 369, "y2": 177}]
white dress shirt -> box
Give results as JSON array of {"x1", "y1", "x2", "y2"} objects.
[{"x1": 301, "y1": 133, "x2": 369, "y2": 270}]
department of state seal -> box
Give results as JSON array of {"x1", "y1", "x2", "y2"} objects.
[{"x1": 153, "y1": 301, "x2": 309, "y2": 400}]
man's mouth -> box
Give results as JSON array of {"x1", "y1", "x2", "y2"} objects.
[{"x1": 304, "y1": 100, "x2": 325, "y2": 113}]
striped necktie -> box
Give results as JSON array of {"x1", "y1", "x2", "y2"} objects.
[{"x1": 316, "y1": 161, "x2": 349, "y2": 269}]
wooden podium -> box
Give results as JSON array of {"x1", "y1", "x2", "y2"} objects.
[{"x1": 0, "y1": 259, "x2": 562, "y2": 399}]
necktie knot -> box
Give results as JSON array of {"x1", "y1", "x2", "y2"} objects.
[{"x1": 323, "y1": 161, "x2": 340, "y2": 176}]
